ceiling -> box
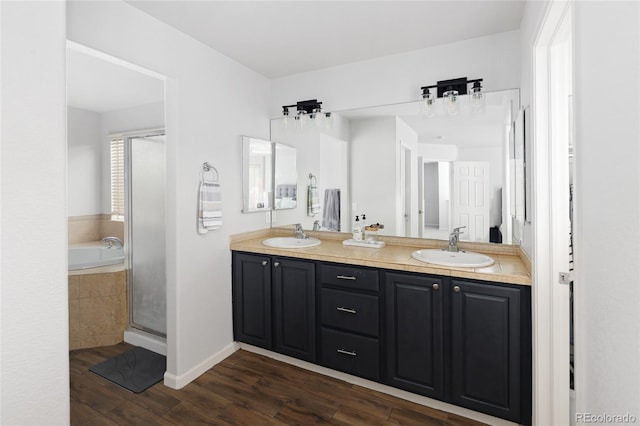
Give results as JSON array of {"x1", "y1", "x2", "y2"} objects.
[
  {"x1": 126, "y1": 1, "x2": 526, "y2": 78},
  {"x1": 66, "y1": 48, "x2": 164, "y2": 113},
  {"x1": 67, "y1": 2, "x2": 524, "y2": 113}
]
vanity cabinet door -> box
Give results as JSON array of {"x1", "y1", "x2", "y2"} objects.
[
  {"x1": 273, "y1": 257, "x2": 316, "y2": 362},
  {"x1": 385, "y1": 272, "x2": 444, "y2": 399},
  {"x1": 450, "y1": 280, "x2": 522, "y2": 423},
  {"x1": 232, "y1": 253, "x2": 272, "y2": 349}
]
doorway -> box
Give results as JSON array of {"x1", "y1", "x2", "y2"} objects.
[
  {"x1": 66, "y1": 41, "x2": 167, "y2": 352},
  {"x1": 533, "y1": 1, "x2": 574, "y2": 424}
]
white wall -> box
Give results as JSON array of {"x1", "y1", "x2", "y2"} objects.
[
  {"x1": 438, "y1": 162, "x2": 451, "y2": 230},
  {"x1": 68, "y1": 107, "x2": 102, "y2": 216},
  {"x1": 0, "y1": 1, "x2": 69, "y2": 424},
  {"x1": 519, "y1": 1, "x2": 548, "y2": 258},
  {"x1": 67, "y1": 1, "x2": 271, "y2": 386},
  {"x1": 396, "y1": 117, "x2": 419, "y2": 236},
  {"x1": 271, "y1": 30, "x2": 521, "y2": 117},
  {"x1": 351, "y1": 117, "x2": 398, "y2": 234},
  {"x1": 270, "y1": 115, "x2": 350, "y2": 231},
  {"x1": 319, "y1": 133, "x2": 349, "y2": 231},
  {"x1": 573, "y1": 0, "x2": 640, "y2": 419},
  {"x1": 458, "y1": 145, "x2": 503, "y2": 227},
  {"x1": 100, "y1": 101, "x2": 164, "y2": 213},
  {"x1": 419, "y1": 143, "x2": 458, "y2": 161}
]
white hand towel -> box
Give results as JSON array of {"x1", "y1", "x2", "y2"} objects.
[
  {"x1": 198, "y1": 181, "x2": 222, "y2": 234},
  {"x1": 308, "y1": 185, "x2": 320, "y2": 216}
]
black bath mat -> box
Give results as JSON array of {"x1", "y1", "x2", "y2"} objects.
[{"x1": 89, "y1": 346, "x2": 166, "y2": 393}]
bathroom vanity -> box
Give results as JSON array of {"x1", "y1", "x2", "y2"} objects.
[{"x1": 230, "y1": 230, "x2": 531, "y2": 425}]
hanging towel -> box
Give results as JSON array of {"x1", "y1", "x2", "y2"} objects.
[
  {"x1": 308, "y1": 185, "x2": 320, "y2": 216},
  {"x1": 198, "y1": 180, "x2": 222, "y2": 234},
  {"x1": 321, "y1": 189, "x2": 341, "y2": 231}
]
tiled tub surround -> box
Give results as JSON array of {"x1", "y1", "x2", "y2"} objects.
[
  {"x1": 68, "y1": 214, "x2": 124, "y2": 245},
  {"x1": 68, "y1": 266, "x2": 127, "y2": 350},
  {"x1": 230, "y1": 227, "x2": 531, "y2": 286}
]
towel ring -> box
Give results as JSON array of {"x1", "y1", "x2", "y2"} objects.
[
  {"x1": 308, "y1": 173, "x2": 317, "y2": 187},
  {"x1": 202, "y1": 162, "x2": 219, "y2": 182}
]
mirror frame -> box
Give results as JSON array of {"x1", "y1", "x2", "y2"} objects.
[
  {"x1": 241, "y1": 136, "x2": 298, "y2": 213},
  {"x1": 241, "y1": 136, "x2": 273, "y2": 213}
]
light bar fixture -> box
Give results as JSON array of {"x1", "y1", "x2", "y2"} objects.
[
  {"x1": 420, "y1": 77, "x2": 484, "y2": 116},
  {"x1": 282, "y1": 99, "x2": 332, "y2": 130}
]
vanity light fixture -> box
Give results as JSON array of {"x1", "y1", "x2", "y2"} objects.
[
  {"x1": 420, "y1": 77, "x2": 484, "y2": 117},
  {"x1": 469, "y1": 80, "x2": 486, "y2": 113},
  {"x1": 282, "y1": 99, "x2": 332, "y2": 130}
]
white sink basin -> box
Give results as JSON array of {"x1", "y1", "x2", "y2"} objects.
[
  {"x1": 412, "y1": 249, "x2": 494, "y2": 268},
  {"x1": 262, "y1": 237, "x2": 321, "y2": 249}
]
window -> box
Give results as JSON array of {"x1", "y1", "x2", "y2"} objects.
[{"x1": 110, "y1": 138, "x2": 125, "y2": 221}]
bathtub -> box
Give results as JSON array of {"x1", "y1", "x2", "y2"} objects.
[{"x1": 68, "y1": 244, "x2": 125, "y2": 271}]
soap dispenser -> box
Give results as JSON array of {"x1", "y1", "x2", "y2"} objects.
[
  {"x1": 353, "y1": 215, "x2": 362, "y2": 241},
  {"x1": 360, "y1": 214, "x2": 366, "y2": 240}
]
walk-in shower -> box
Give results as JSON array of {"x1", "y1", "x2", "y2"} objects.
[{"x1": 125, "y1": 132, "x2": 167, "y2": 339}]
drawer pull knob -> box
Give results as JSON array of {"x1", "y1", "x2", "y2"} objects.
[
  {"x1": 336, "y1": 306, "x2": 357, "y2": 314},
  {"x1": 261, "y1": 260, "x2": 268, "y2": 266},
  {"x1": 337, "y1": 348, "x2": 357, "y2": 357},
  {"x1": 453, "y1": 285, "x2": 461, "y2": 293},
  {"x1": 337, "y1": 275, "x2": 357, "y2": 281},
  {"x1": 432, "y1": 283, "x2": 439, "y2": 290},
  {"x1": 274, "y1": 262, "x2": 280, "y2": 267}
]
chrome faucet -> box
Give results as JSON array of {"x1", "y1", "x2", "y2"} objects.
[
  {"x1": 102, "y1": 236, "x2": 123, "y2": 249},
  {"x1": 312, "y1": 220, "x2": 321, "y2": 231},
  {"x1": 446, "y1": 227, "x2": 466, "y2": 252},
  {"x1": 295, "y1": 223, "x2": 307, "y2": 239}
]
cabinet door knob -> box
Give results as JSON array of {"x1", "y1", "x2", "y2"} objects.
[
  {"x1": 274, "y1": 262, "x2": 280, "y2": 267},
  {"x1": 336, "y1": 306, "x2": 357, "y2": 314},
  {"x1": 261, "y1": 260, "x2": 268, "y2": 266},
  {"x1": 453, "y1": 285, "x2": 460, "y2": 293},
  {"x1": 337, "y1": 348, "x2": 357, "y2": 357},
  {"x1": 432, "y1": 283, "x2": 439, "y2": 290}
]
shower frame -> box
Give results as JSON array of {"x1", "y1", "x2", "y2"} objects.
[{"x1": 121, "y1": 128, "x2": 167, "y2": 338}]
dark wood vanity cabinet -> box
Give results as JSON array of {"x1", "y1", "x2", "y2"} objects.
[
  {"x1": 450, "y1": 279, "x2": 531, "y2": 423},
  {"x1": 232, "y1": 251, "x2": 531, "y2": 424},
  {"x1": 232, "y1": 253, "x2": 272, "y2": 349},
  {"x1": 385, "y1": 272, "x2": 445, "y2": 399},
  {"x1": 232, "y1": 252, "x2": 316, "y2": 362},
  {"x1": 385, "y1": 271, "x2": 532, "y2": 424},
  {"x1": 318, "y1": 263, "x2": 381, "y2": 381},
  {"x1": 272, "y1": 257, "x2": 316, "y2": 362}
]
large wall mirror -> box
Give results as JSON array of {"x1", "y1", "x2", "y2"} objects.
[
  {"x1": 242, "y1": 136, "x2": 297, "y2": 213},
  {"x1": 270, "y1": 88, "x2": 523, "y2": 245}
]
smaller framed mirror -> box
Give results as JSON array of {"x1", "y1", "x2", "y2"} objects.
[
  {"x1": 242, "y1": 136, "x2": 273, "y2": 212},
  {"x1": 274, "y1": 143, "x2": 297, "y2": 210}
]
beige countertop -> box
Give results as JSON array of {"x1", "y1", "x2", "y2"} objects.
[{"x1": 230, "y1": 228, "x2": 532, "y2": 286}]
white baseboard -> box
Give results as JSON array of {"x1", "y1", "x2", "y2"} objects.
[
  {"x1": 239, "y1": 343, "x2": 517, "y2": 426},
  {"x1": 124, "y1": 329, "x2": 167, "y2": 356},
  {"x1": 164, "y1": 342, "x2": 239, "y2": 389}
]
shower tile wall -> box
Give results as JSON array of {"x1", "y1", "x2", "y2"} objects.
[{"x1": 68, "y1": 270, "x2": 127, "y2": 350}]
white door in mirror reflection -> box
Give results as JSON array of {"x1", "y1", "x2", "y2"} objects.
[{"x1": 452, "y1": 161, "x2": 490, "y2": 242}]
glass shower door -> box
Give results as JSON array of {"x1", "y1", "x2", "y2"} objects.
[{"x1": 127, "y1": 134, "x2": 166, "y2": 336}]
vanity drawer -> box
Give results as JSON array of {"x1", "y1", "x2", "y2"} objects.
[
  {"x1": 321, "y1": 328, "x2": 380, "y2": 381},
  {"x1": 319, "y1": 263, "x2": 379, "y2": 292},
  {"x1": 321, "y1": 288, "x2": 379, "y2": 337}
]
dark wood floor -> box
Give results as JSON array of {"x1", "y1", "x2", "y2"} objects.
[{"x1": 70, "y1": 343, "x2": 486, "y2": 425}]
